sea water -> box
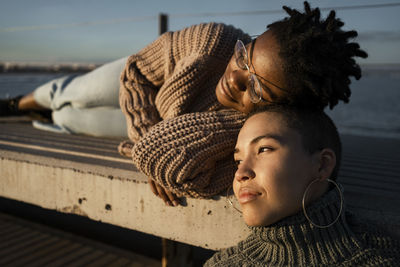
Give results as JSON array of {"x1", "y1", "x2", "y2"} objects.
[{"x1": 1, "y1": 65, "x2": 399, "y2": 139}]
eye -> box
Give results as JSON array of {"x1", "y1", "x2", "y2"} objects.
[
  {"x1": 258, "y1": 146, "x2": 273, "y2": 154},
  {"x1": 234, "y1": 159, "x2": 242, "y2": 167}
]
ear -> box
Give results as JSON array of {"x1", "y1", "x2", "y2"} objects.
[{"x1": 315, "y1": 148, "x2": 336, "y2": 181}]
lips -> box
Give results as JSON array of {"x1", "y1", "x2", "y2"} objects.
[
  {"x1": 220, "y1": 75, "x2": 237, "y2": 103},
  {"x1": 238, "y1": 187, "x2": 261, "y2": 204}
]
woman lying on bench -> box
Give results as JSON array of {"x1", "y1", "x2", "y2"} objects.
[{"x1": 0, "y1": 2, "x2": 367, "y2": 205}]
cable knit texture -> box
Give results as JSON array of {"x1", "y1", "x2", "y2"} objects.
[
  {"x1": 119, "y1": 23, "x2": 250, "y2": 197},
  {"x1": 120, "y1": 22, "x2": 250, "y2": 142},
  {"x1": 204, "y1": 189, "x2": 400, "y2": 266},
  {"x1": 132, "y1": 109, "x2": 246, "y2": 198}
]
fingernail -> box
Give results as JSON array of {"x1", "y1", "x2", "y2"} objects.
[
  {"x1": 166, "y1": 201, "x2": 172, "y2": 206},
  {"x1": 172, "y1": 200, "x2": 179, "y2": 206}
]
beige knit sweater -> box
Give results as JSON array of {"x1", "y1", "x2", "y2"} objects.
[{"x1": 119, "y1": 23, "x2": 250, "y2": 197}]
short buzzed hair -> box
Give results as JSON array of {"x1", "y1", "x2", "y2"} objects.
[{"x1": 249, "y1": 105, "x2": 341, "y2": 179}]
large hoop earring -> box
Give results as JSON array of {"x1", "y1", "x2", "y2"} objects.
[
  {"x1": 302, "y1": 178, "x2": 343, "y2": 228},
  {"x1": 226, "y1": 186, "x2": 242, "y2": 214}
]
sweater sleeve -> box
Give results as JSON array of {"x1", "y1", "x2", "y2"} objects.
[
  {"x1": 119, "y1": 23, "x2": 250, "y2": 143},
  {"x1": 119, "y1": 31, "x2": 173, "y2": 143},
  {"x1": 131, "y1": 109, "x2": 246, "y2": 198}
]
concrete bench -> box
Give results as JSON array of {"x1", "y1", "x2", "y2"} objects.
[
  {"x1": 0, "y1": 119, "x2": 248, "y2": 252},
  {"x1": 1, "y1": 119, "x2": 399, "y2": 254}
]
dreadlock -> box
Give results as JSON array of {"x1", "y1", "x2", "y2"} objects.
[{"x1": 268, "y1": 1, "x2": 368, "y2": 109}]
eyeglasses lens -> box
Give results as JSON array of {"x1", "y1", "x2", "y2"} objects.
[
  {"x1": 235, "y1": 40, "x2": 263, "y2": 104},
  {"x1": 235, "y1": 40, "x2": 247, "y2": 70},
  {"x1": 249, "y1": 75, "x2": 262, "y2": 103}
]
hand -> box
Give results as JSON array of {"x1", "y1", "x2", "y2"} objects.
[
  {"x1": 148, "y1": 177, "x2": 180, "y2": 206},
  {"x1": 118, "y1": 140, "x2": 134, "y2": 158}
]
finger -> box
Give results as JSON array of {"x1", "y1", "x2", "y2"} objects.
[
  {"x1": 164, "y1": 189, "x2": 180, "y2": 206},
  {"x1": 155, "y1": 184, "x2": 172, "y2": 206},
  {"x1": 118, "y1": 140, "x2": 134, "y2": 158},
  {"x1": 148, "y1": 178, "x2": 159, "y2": 196},
  {"x1": 122, "y1": 146, "x2": 132, "y2": 157}
]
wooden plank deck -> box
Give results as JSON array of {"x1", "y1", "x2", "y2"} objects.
[
  {"x1": 0, "y1": 212, "x2": 160, "y2": 267},
  {"x1": 338, "y1": 134, "x2": 400, "y2": 218}
]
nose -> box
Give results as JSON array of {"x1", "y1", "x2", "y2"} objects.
[
  {"x1": 228, "y1": 69, "x2": 248, "y2": 92},
  {"x1": 234, "y1": 161, "x2": 256, "y2": 182}
]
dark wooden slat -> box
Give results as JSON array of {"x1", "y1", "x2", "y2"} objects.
[
  {"x1": 341, "y1": 161, "x2": 400, "y2": 175},
  {"x1": 341, "y1": 181, "x2": 399, "y2": 199},
  {"x1": 8, "y1": 238, "x2": 72, "y2": 267},
  {"x1": 0, "y1": 213, "x2": 160, "y2": 267},
  {"x1": 0, "y1": 233, "x2": 50, "y2": 265},
  {"x1": 0, "y1": 228, "x2": 40, "y2": 249},
  {"x1": 339, "y1": 172, "x2": 400, "y2": 186},
  {"x1": 342, "y1": 158, "x2": 400, "y2": 169},
  {"x1": 84, "y1": 253, "x2": 120, "y2": 267},
  {"x1": 30, "y1": 242, "x2": 84, "y2": 267},
  {"x1": 46, "y1": 245, "x2": 94, "y2": 266},
  {"x1": 62, "y1": 249, "x2": 105, "y2": 267},
  {"x1": 0, "y1": 236, "x2": 60, "y2": 266},
  {"x1": 0, "y1": 223, "x2": 21, "y2": 235}
]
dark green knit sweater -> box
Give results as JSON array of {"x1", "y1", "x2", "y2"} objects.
[{"x1": 204, "y1": 189, "x2": 400, "y2": 266}]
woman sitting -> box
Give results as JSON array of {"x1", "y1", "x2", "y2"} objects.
[{"x1": 205, "y1": 105, "x2": 400, "y2": 266}]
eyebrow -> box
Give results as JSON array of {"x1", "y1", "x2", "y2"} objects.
[{"x1": 234, "y1": 133, "x2": 284, "y2": 154}]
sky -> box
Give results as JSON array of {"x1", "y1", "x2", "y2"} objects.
[{"x1": 1, "y1": 0, "x2": 399, "y2": 65}]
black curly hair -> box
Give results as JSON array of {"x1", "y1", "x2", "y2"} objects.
[{"x1": 267, "y1": 1, "x2": 368, "y2": 110}]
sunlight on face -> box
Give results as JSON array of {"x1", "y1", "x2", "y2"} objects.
[
  {"x1": 233, "y1": 111, "x2": 319, "y2": 226},
  {"x1": 215, "y1": 30, "x2": 287, "y2": 114}
]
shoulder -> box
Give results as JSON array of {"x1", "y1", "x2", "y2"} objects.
[
  {"x1": 346, "y1": 212, "x2": 400, "y2": 264},
  {"x1": 347, "y1": 211, "x2": 400, "y2": 245},
  {"x1": 167, "y1": 22, "x2": 251, "y2": 59},
  {"x1": 177, "y1": 22, "x2": 247, "y2": 36},
  {"x1": 360, "y1": 227, "x2": 400, "y2": 263}
]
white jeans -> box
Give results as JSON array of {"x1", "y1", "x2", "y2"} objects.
[{"x1": 33, "y1": 57, "x2": 129, "y2": 138}]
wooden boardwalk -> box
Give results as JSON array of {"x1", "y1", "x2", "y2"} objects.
[
  {"x1": 0, "y1": 212, "x2": 160, "y2": 267},
  {"x1": 338, "y1": 133, "x2": 400, "y2": 228}
]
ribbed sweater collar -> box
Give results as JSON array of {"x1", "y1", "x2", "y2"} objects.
[{"x1": 239, "y1": 188, "x2": 362, "y2": 266}]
